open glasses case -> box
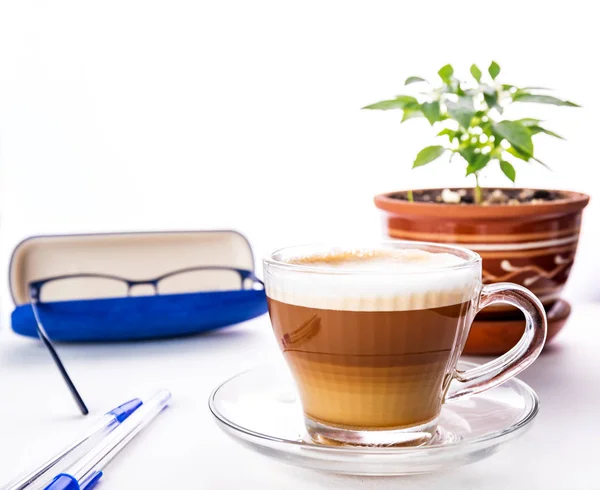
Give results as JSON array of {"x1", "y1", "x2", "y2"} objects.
[
  {"x1": 9, "y1": 230, "x2": 267, "y2": 415},
  {"x1": 10, "y1": 230, "x2": 268, "y2": 342}
]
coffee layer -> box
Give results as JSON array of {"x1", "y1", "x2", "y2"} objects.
[
  {"x1": 268, "y1": 298, "x2": 472, "y2": 429},
  {"x1": 266, "y1": 248, "x2": 480, "y2": 311}
]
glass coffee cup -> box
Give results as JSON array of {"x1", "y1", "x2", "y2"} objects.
[{"x1": 263, "y1": 241, "x2": 546, "y2": 446}]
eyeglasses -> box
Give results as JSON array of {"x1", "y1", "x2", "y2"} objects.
[{"x1": 28, "y1": 266, "x2": 264, "y2": 415}]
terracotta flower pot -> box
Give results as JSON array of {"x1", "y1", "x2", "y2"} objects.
[{"x1": 374, "y1": 188, "x2": 590, "y2": 353}]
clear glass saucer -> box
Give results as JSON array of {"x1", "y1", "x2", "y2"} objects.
[{"x1": 209, "y1": 361, "x2": 539, "y2": 476}]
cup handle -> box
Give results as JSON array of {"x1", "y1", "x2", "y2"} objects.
[{"x1": 445, "y1": 282, "x2": 547, "y2": 401}]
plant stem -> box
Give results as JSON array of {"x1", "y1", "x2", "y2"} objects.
[
  {"x1": 407, "y1": 189, "x2": 414, "y2": 202},
  {"x1": 474, "y1": 173, "x2": 482, "y2": 205}
]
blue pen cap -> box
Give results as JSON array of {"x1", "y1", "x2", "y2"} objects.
[
  {"x1": 82, "y1": 471, "x2": 103, "y2": 490},
  {"x1": 44, "y1": 474, "x2": 80, "y2": 490},
  {"x1": 107, "y1": 398, "x2": 143, "y2": 423},
  {"x1": 44, "y1": 472, "x2": 103, "y2": 490}
]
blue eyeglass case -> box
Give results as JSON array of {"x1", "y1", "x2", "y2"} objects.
[{"x1": 9, "y1": 231, "x2": 268, "y2": 342}]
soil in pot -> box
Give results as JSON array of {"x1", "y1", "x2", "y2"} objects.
[{"x1": 388, "y1": 188, "x2": 566, "y2": 206}]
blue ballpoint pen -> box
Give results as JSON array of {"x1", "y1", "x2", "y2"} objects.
[
  {"x1": 2, "y1": 398, "x2": 142, "y2": 490},
  {"x1": 44, "y1": 390, "x2": 171, "y2": 490}
]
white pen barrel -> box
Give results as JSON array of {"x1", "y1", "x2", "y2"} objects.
[
  {"x1": 68, "y1": 390, "x2": 172, "y2": 487},
  {"x1": 1, "y1": 415, "x2": 118, "y2": 490}
]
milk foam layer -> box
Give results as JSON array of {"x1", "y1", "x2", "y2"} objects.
[{"x1": 265, "y1": 248, "x2": 480, "y2": 311}]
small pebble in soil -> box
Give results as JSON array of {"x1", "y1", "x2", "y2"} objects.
[
  {"x1": 508, "y1": 199, "x2": 520, "y2": 206},
  {"x1": 519, "y1": 189, "x2": 535, "y2": 201},
  {"x1": 441, "y1": 188, "x2": 461, "y2": 204},
  {"x1": 458, "y1": 189, "x2": 467, "y2": 197},
  {"x1": 488, "y1": 189, "x2": 509, "y2": 204}
]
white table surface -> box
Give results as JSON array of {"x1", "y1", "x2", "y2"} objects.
[{"x1": 0, "y1": 302, "x2": 598, "y2": 490}]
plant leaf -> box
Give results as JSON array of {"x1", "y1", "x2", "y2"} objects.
[
  {"x1": 470, "y1": 64, "x2": 482, "y2": 82},
  {"x1": 405, "y1": 76, "x2": 427, "y2": 85},
  {"x1": 362, "y1": 95, "x2": 418, "y2": 110},
  {"x1": 493, "y1": 120, "x2": 533, "y2": 158},
  {"x1": 413, "y1": 145, "x2": 447, "y2": 168},
  {"x1": 459, "y1": 147, "x2": 476, "y2": 164},
  {"x1": 483, "y1": 91, "x2": 498, "y2": 108},
  {"x1": 506, "y1": 148, "x2": 550, "y2": 170},
  {"x1": 401, "y1": 104, "x2": 424, "y2": 122},
  {"x1": 515, "y1": 118, "x2": 542, "y2": 127},
  {"x1": 505, "y1": 146, "x2": 530, "y2": 162},
  {"x1": 484, "y1": 90, "x2": 503, "y2": 114},
  {"x1": 437, "y1": 128, "x2": 456, "y2": 141},
  {"x1": 446, "y1": 97, "x2": 475, "y2": 129},
  {"x1": 438, "y1": 64, "x2": 454, "y2": 83},
  {"x1": 521, "y1": 86, "x2": 551, "y2": 91},
  {"x1": 480, "y1": 84, "x2": 495, "y2": 95},
  {"x1": 512, "y1": 93, "x2": 580, "y2": 107},
  {"x1": 529, "y1": 126, "x2": 565, "y2": 139},
  {"x1": 532, "y1": 156, "x2": 551, "y2": 170},
  {"x1": 488, "y1": 61, "x2": 501, "y2": 80},
  {"x1": 466, "y1": 153, "x2": 491, "y2": 175},
  {"x1": 422, "y1": 101, "x2": 442, "y2": 125},
  {"x1": 500, "y1": 161, "x2": 516, "y2": 182},
  {"x1": 502, "y1": 84, "x2": 515, "y2": 91}
]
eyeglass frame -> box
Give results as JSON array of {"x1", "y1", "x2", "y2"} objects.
[{"x1": 28, "y1": 266, "x2": 264, "y2": 416}]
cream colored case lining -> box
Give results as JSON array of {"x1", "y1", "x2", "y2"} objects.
[{"x1": 10, "y1": 230, "x2": 255, "y2": 305}]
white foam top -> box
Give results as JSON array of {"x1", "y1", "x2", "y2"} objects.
[{"x1": 265, "y1": 248, "x2": 480, "y2": 311}]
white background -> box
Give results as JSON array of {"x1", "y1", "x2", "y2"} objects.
[
  {"x1": 1, "y1": 0, "x2": 599, "y2": 307},
  {"x1": 1, "y1": 1, "x2": 600, "y2": 489}
]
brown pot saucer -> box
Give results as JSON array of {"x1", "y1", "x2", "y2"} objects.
[{"x1": 463, "y1": 299, "x2": 571, "y2": 356}]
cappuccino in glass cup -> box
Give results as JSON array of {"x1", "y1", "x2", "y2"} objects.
[{"x1": 264, "y1": 242, "x2": 546, "y2": 446}]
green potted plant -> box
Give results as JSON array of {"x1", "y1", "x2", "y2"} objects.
[{"x1": 364, "y1": 62, "x2": 589, "y2": 354}]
